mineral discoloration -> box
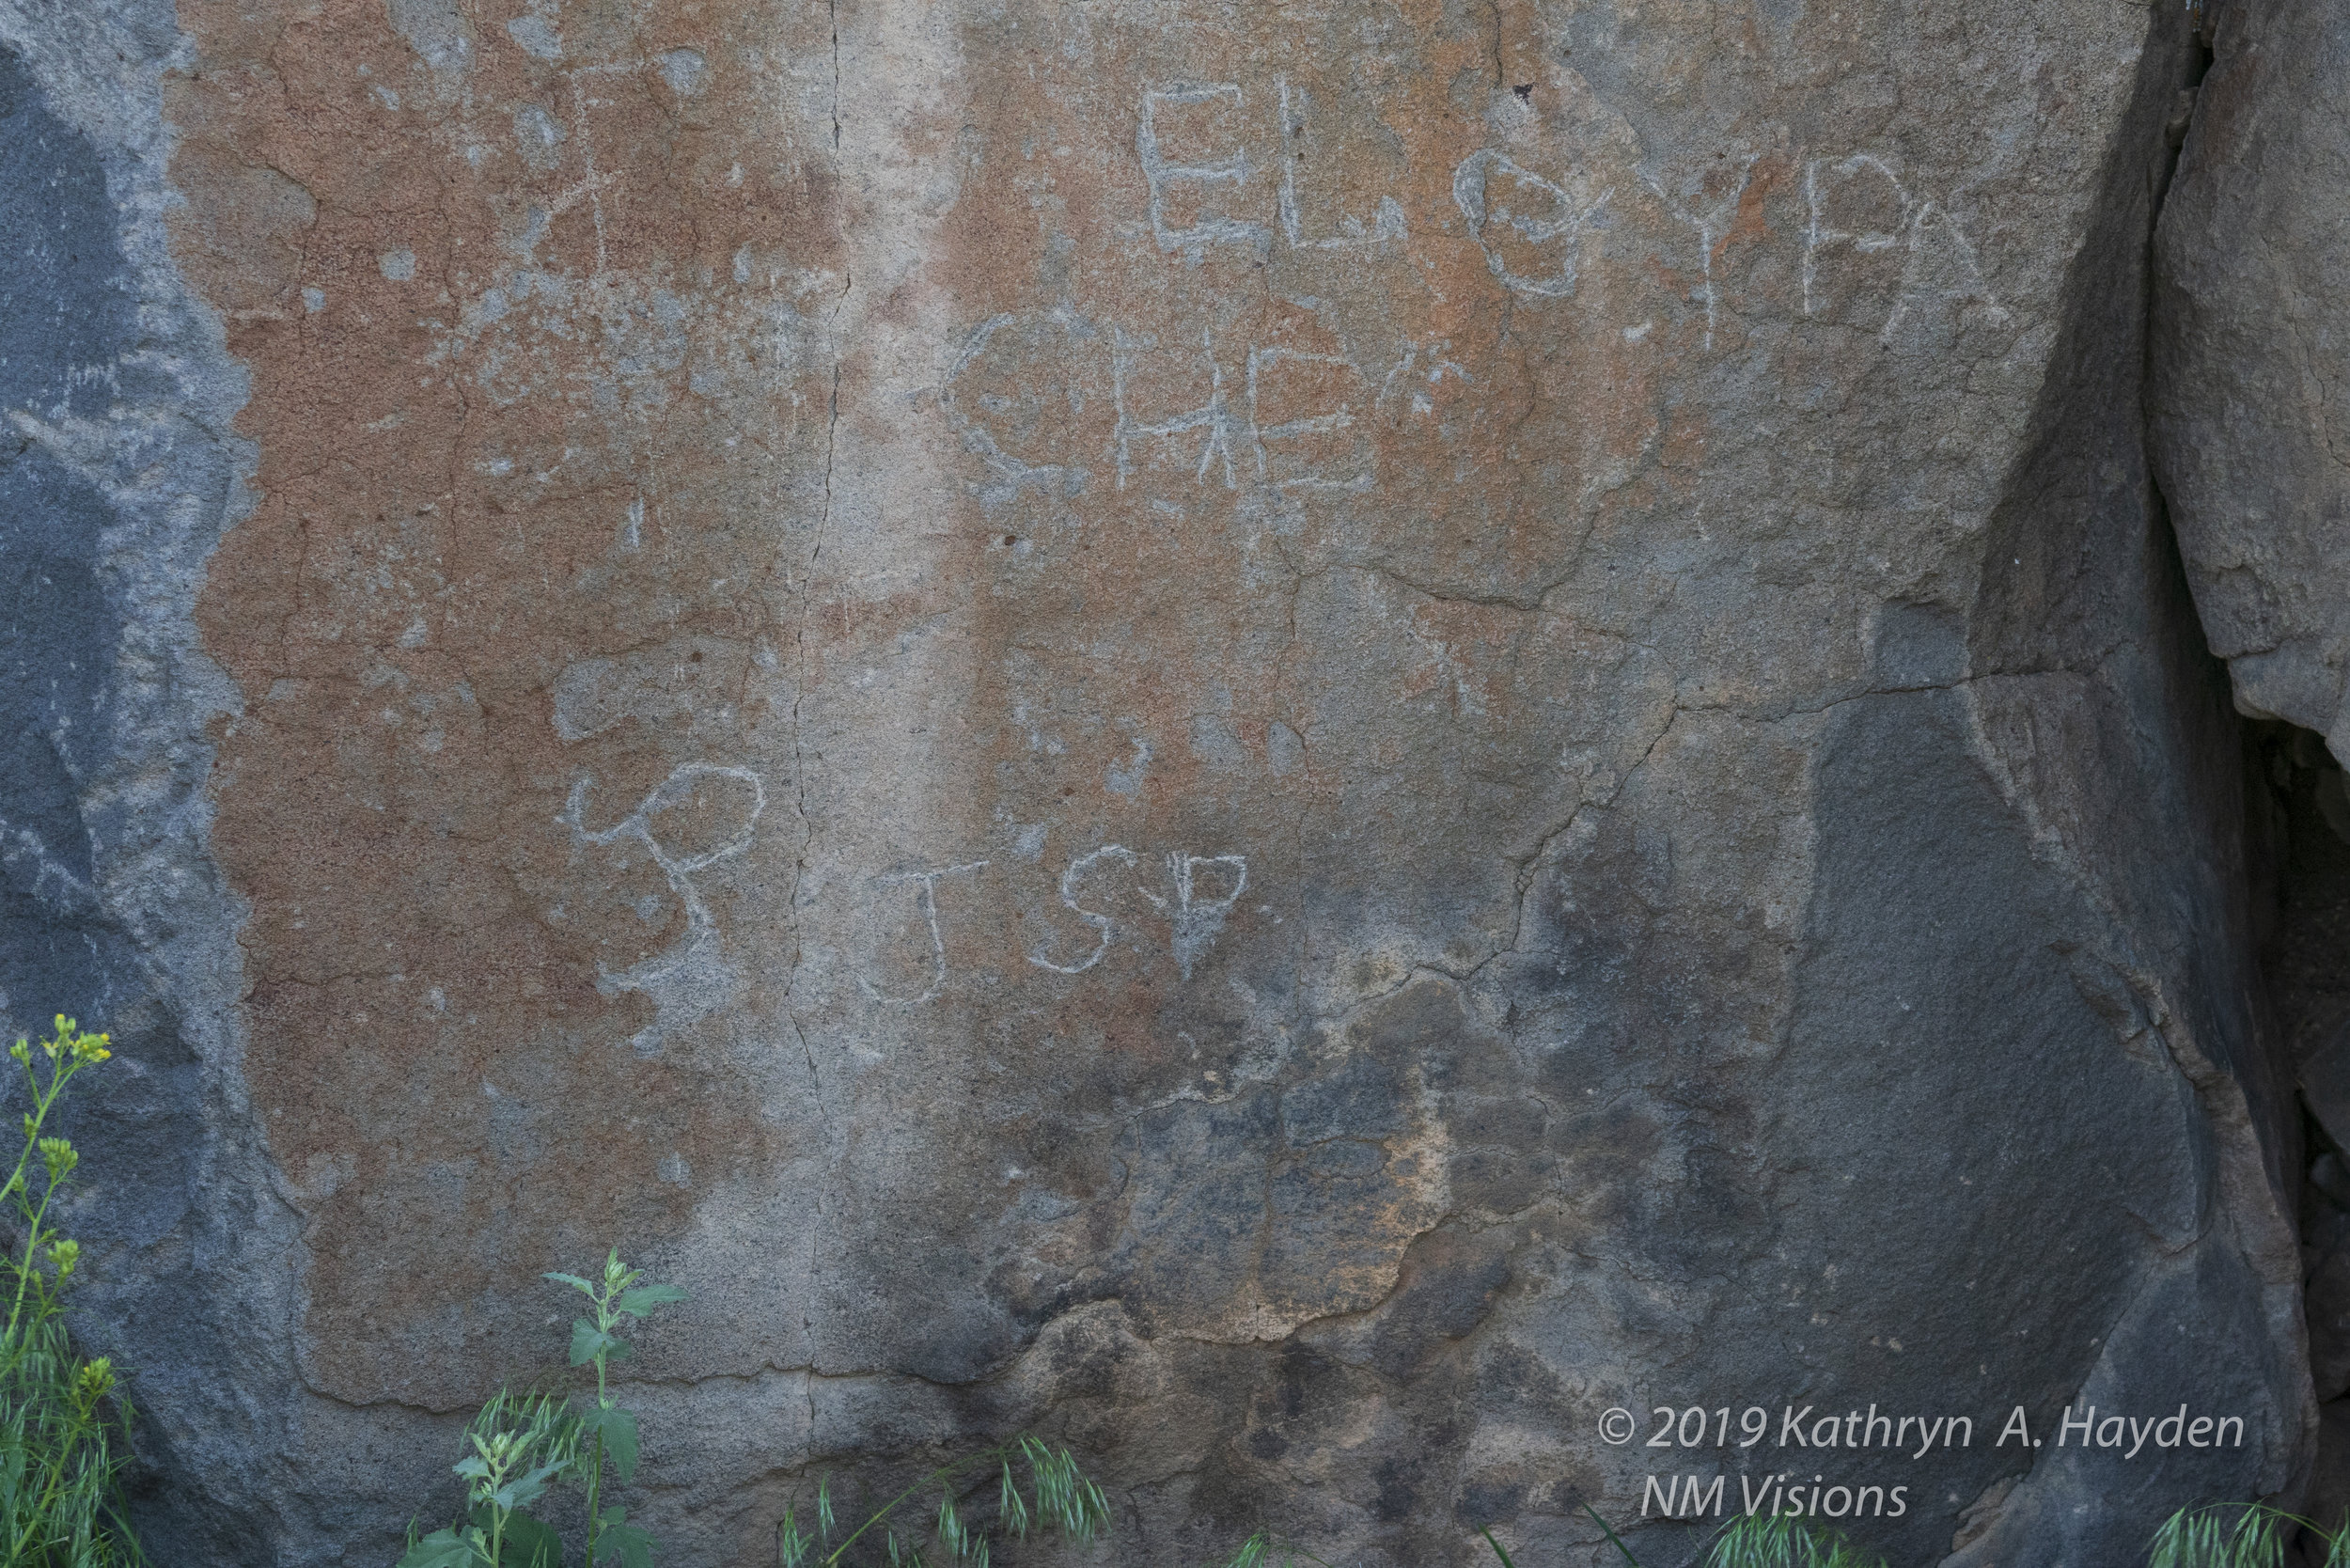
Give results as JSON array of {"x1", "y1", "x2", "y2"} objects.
[
  {"x1": 178, "y1": 0, "x2": 838, "y2": 1413},
  {"x1": 0, "y1": 0, "x2": 2296, "y2": 1559}
]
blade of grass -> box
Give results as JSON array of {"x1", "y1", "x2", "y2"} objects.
[{"x1": 1584, "y1": 1502, "x2": 1644, "y2": 1567}]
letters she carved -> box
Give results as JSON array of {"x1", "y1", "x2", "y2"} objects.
[
  {"x1": 943, "y1": 92, "x2": 2013, "y2": 495},
  {"x1": 941, "y1": 313, "x2": 1378, "y2": 502},
  {"x1": 861, "y1": 846, "x2": 1252, "y2": 1007},
  {"x1": 558, "y1": 762, "x2": 766, "y2": 1051},
  {"x1": 1029, "y1": 845, "x2": 1249, "y2": 980}
]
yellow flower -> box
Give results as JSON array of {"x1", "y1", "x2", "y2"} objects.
[
  {"x1": 71, "y1": 1357, "x2": 113, "y2": 1411},
  {"x1": 39, "y1": 1137, "x2": 76, "y2": 1184}
]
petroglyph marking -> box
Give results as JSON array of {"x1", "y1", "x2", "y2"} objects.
[
  {"x1": 1121, "y1": 74, "x2": 2016, "y2": 345},
  {"x1": 1803, "y1": 154, "x2": 2007, "y2": 339},
  {"x1": 947, "y1": 145, "x2": 2015, "y2": 497},
  {"x1": 1375, "y1": 340, "x2": 1472, "y2": 420},
  {"x1": 940, "y1": 308, "x2": 1107, "y2": 509},
  {"x1": 557, "y1": 68, "x2": 634, "y2": 274},
  {"x1": 1137, "y1": 78, "x2": 1405, "y2": 259},
  {"x1": 1095, "y1": 324, "x2": 1377, "y2": 493},
  {"x1": 1157, "y1": 853, "x2": 1248, "y2": 980},
  {"x1": 1248, "y1": 346, "x2": 1373, "y2": 491},
  {"x1": 1025, "y1": 845, "x2": 1251, "y2": 980},
  {"x1": 1137, "y1": 83, "x2": 1270, "y2": 256},
  {"x1": 947, "y1": 313, "x2": 1075, "y2": 498},
  {"x1": 1451, "y1": 149, "x2": 1612, "y2": 299},
  {"x1": 1028, "y1": 843, "x2": 1140, "y2": 975},
  {"x1": 559, "y1": 761, "x2": 765, "y2": 1052},
  {"x1": 1647, "y1": 157, "x2": 1756, "y2": 352},
  {"x1": 1276, "y1": 77, "x2": 1407, "y2": 251},
  {"x1": 1802, "y1": 152, "x2": 1907, "y2": 321},
  {"x1": 1113, "y1": 325, "x2": 1245, "y2": 489},
  {"x1": 861, "y1": 860, "x2": 988, "y2": 1006}
]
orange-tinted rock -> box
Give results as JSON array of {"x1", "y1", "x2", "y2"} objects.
[{"x1": 0, "y1": 0, "x2": 2314, "y2": 1560}]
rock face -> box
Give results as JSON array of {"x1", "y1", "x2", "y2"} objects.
[
  {"x1": 0, "y1": 0, "x2": 2321, "y2": 1563},
  {"x1": 2154, "y1": 5, "x2": 2350, "y2": 1556},
  {"x1": 2152, "y1": 0, "x2": 2350, "y2": 761}
]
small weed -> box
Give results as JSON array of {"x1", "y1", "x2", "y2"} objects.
[
  {"x1": 0, "y1": 1014, "x2": 142, "y2": 1567},
  {"x1": 2148, "y1": 1501, "x2": 2350, "y2": 1568},
  {"x1": 399, "y1": 1250, "x2": 687, "y2": 1567},
  {"x1": 546, "y1": 1250, "x2": 687, "y2": 1568},
  {"x1": 1474, "y1": 1506, "x2": 1886, "y2": 1568},
  {"x1": 776, "y1": 1435, "x2": 1111, "y2": 1567},
  {"x1": 1214, "y1": 1532, "x2": 1338, "y2": 1568},
  {"x1": 1700, "y1": 1513, "x2": 1887, "y2": 1568},
  {"x1": 1582, "y1": 1503, "x2": 1642, "y2": 1566}
]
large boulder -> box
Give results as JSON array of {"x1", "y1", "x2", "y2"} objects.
[
  {"x1": 2154, "y1": 5, "x2": 2350, "y2": 1552},
  {"x1": 2153, "y1": 0, "x2": 2350, "y2": 763},
  {"x1": 0, "y1": 0, "x2": 2308, "y2": 1562}
]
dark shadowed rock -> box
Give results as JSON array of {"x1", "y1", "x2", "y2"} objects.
[{"x1": 2153, "y1": 0, "x2": 2350, "y2": 759}]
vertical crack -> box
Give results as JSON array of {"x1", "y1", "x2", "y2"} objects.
[
  {"x1": 828, "y1": 0, "x2": 844, "y2": 149},
  {"x1": 785, "y1": 361, "x2": 840, "y2": 1447},
  {"x1": 791, "y1": 0, "x2": 853, "y2": 1451}
]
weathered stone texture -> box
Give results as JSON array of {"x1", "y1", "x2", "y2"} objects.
[
  {"x1": 0, "y1": 0, "x2": 2320, "y2": 1562},
  {"x1": 0, "y1": 0, "x2": 315, "y2": 1557},
  {"x1": 2152, "y1": 0, "x2": 2350, "y2": 758},
  {"x1": 2154, "y1": 9, "x2": 2350, "y2": 1554}
]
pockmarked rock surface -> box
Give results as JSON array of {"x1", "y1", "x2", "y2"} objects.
[
  {"x1": 2154, "y1": 2, "x2": 2350, "y2": 1533},
  {"x1": 0, "y1": 0, "x2": 2315, "y2": 1562},
  {"x1": 2152, "y1": 0, "x2": 2350, "y2": 762}
]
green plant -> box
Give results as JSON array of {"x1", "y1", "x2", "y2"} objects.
[
  {"x1": 399, "y1": 1251, "x2": 687, "y2": 1568},
  {"x1": 1214, "y1": 1533, "x2": 1336, "y2": 1568},
  {"x1": 776, "y1": 1435, "x2": 1111, "y2": 1567},
  {"x1": 1583, "y1": 1502, "x2": 1642, "y2": 1566},
  {"x1": 1476, "y1": 1507, "x2": 1889, "y2": 1568},
  {"x1": 546, "y1": 1250, "x2": 687, "y2": 1568},
  {"x1": 1478, "y1": 1507, "x2": 1639, "y2": 1568},
  {"x1": 1700, "y1": 1513, "x2": 1886, "y2": 1568},
  {"x1": 2148, "y1": 1501, "x2": 2350, "y2": 1568},
  {"x1": 0, "y1": 1014, "x2": 143, "y2": 1566},
  {"x1": 400, "y1": 1390, "x2": 583, "y2": 1568}
]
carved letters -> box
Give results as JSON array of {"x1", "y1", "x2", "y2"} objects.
[{"x1": 856, "y1": 845, "x2": 1255, "y2": 1004}]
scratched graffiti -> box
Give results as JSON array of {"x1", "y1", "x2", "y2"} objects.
[
  {"x1": 854, "y1": 845, "x2": 1254, "y2": 1004},
  {"x1": 940, "y1": 126, "x2": 2010, "y2": 496},
  {"x1": 1450, "y1": 149, "x2": 1612, "y2": 300},
  {"x1": 558, "y1": 762, "x2": 766, "y2": 1051},
  {"x1": 1801, "y1": 153, "x2": 2009, "y2": 340},
  {"x1": 861, "y1": 860, "x2": 989, "y2": 1006},
  {"x1": 948, "y1": 314, "x2": 1381, "y2": 501},
  {"x1": 1137, "y1": 77, "x2": 1408, "y2": 259},
  {"x1": 1024, "y1": 844, "x2": 1250, "y2": 980}
]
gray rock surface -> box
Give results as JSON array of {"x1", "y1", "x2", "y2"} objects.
[
  {"x1": 0, "y1": 0, "x2": 2323, "y2": 1564},
  {"x1": 2157, "y1": 9, "x2": 2350, "y2": 1556},
  {"x1": 2152, "y1": 0, "x2": 2350, "y2": 758},
  {"x1": 0, "y1": 0, "x2": 310, "y2": 1556}
]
